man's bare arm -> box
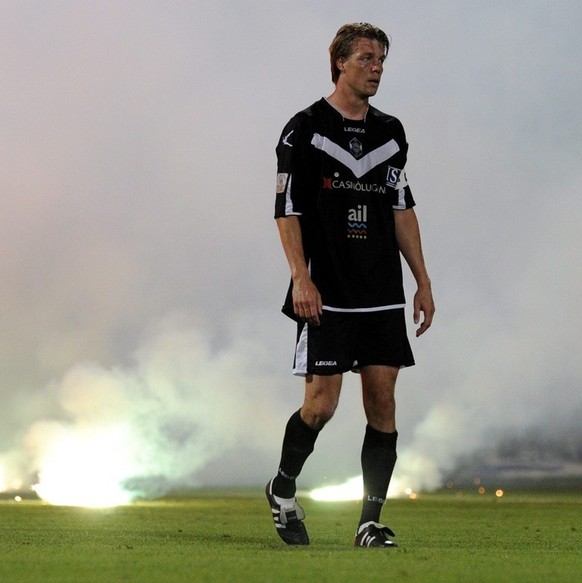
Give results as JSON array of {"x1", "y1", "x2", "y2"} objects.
[
  {"x1": 394, "y1": 208, "x2": 435, "y2": 336},
  {"x1": 276, "y1": 216, "x2": 323, "y2": 325}
]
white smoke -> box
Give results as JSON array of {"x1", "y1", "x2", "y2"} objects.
[
  {"x1": 1, "y1": 314, "x2": 289, "y2": 505},
  {"x1": 1, "y1": 2, "x2": 581, "y2": 505}
]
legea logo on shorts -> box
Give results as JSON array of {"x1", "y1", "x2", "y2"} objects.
[{"x1": 315, "y1": 360, "x2": 338, "y2": 366}]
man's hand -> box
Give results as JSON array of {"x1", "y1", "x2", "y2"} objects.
[
  {"x1": 393, "y1": 209, "x2": 435, "y2": 337},
  {"x1": 276, "y1": 216, "x2": 323, "y2": 326},
  {"x1": 292, "y1": 276, "x2": 323, "y2": 326},
  {"x1": 413, "y1": 284, "x2": 435, "y2": 337}
]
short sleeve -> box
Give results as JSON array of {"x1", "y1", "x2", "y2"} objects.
[
  {"x1": 388, "y1": 125, "x2": 415, "y2": 210},
  {"x1": 274, "y1": 115, "x2": 309, "y2": 218}
]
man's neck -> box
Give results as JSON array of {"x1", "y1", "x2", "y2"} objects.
[{"x1": 326, "y1": 90, "x2": 369, "y2": 121}]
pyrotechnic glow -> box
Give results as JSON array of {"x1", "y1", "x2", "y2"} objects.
[
  {"x1": 404, "y1": 487, "x2": 418, "y2": 500},
  {"x1": 309, "y1": 448, "x2": 451, "y2": 501},
  {"x1": 309, "y1": 474, "x2": 420, "y2": 502},
  {"x1": 0, "y1": 463, "x2": 6, "y2": 492},
  {"x1": 310, "y1": 476, "x2": 363, "y2": 501},
  {"x1": 32, "y1": 424, "x2": 138, "y2": 507}
]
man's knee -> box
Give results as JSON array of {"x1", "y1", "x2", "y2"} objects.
[
  {"x1": 301, "y1": 374, "x2": 342, "y2": 430},
  {"x1": 364, "y1": 388, "x2": 396, "y2": 414},
  {"x1": 361, "y1": 366, "x2": 398, "y2": 431},
  {"x1": 301, "y1": 401, "x2": 337, "y2": 430}
]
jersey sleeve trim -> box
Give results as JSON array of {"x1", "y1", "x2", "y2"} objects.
[
  {"x1": 392, "y1": 184, "x2": 415, "y2": 210},
  {"x1": 275, "y1": 174, "x2": 303, "y2": 217}
]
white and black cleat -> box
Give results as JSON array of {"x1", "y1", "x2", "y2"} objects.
[
  {"x1": 265, "y1": 479, "x2": 309, "y2": 545},
  {"x1": 354, "y1": 521, "x2": 398, "y2": 548}
]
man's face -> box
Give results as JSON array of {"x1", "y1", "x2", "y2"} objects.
[{"x1": 339, "y1": 37, "x2": 386, "y2": 98}]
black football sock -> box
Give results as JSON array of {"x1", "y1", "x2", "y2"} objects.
[
  {"x1": 272, "y1": 409, "x2": 320, "y2": 499},
  {"x1": 359, "y1": 425, "x2": 398, "y2": 526}
]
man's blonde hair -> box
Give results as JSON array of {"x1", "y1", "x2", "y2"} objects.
[{"x1": 329, "y1": 22, "x2": 390, "y2": 84}]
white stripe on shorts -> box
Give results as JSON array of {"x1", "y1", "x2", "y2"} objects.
[
  {"x1": 293, "y1": 323, "x2": 309, "y2": 376},
  {"x1": 322, "y1": 303, "x2": 405, "y2": 313}
]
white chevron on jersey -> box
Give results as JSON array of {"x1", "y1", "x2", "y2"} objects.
[{"x1": 311, "y1": 133, "x2": 400, "y2": 179}]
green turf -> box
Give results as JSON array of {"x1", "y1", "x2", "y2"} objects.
[{"x1": 0, "y1": 490, "x2": 580, "y2": 582}]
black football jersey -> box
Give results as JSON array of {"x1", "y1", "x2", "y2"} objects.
[{"x1": 275, "y1": 98, "x2": 415, "y2": 319}]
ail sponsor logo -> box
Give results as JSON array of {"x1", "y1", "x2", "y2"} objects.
[
  {"x1": 348, "y1": 204, "x2": 367, "y2": 223},
  {"x1": 347, "y1": 204, "x2": 368, "y2": 240}
]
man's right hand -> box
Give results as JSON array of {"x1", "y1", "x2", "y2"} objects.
[
  {"x1": 292, "y1": 276, "x2": 322, "y2": 326},
  {"x1": 276, "y1": 215, "x2": 323, "y2": 326}
]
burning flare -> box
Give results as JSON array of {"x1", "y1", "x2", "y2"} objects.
[
  {"x1": 310, "y1": 476, "x2": 363, "y2": 501},
  {"x1": 309, "y1": 475, "x2": 420, "y2": 502},
  {"x1": 309, "y1": 449, "x2": 443, "y2": 501},
  {"x1": 30, "y1": 422, "x2": 138, "y2": 507}
]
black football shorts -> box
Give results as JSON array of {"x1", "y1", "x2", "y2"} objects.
[{"x1": 292, "y1": 308, "x2": 415, "y2": 376}]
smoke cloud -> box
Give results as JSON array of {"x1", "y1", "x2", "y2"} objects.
[{"x1": 2, "y1": 314, "x2": 291, "y2": 502}]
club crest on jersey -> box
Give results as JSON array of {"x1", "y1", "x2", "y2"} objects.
[
  {"x1": 349, "y1": 138, "x2": 363, "y2": 159},
  {"x1": 347, "y1": 204, "x2": 368, "y2": 239},
  {"x1": 386, "y1": 166, "x2": 404, "y2": 188}
]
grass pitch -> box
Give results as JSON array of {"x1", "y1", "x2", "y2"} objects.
[{"x1": 0, "y1": 490, "x2": 580, "y2": 583}]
